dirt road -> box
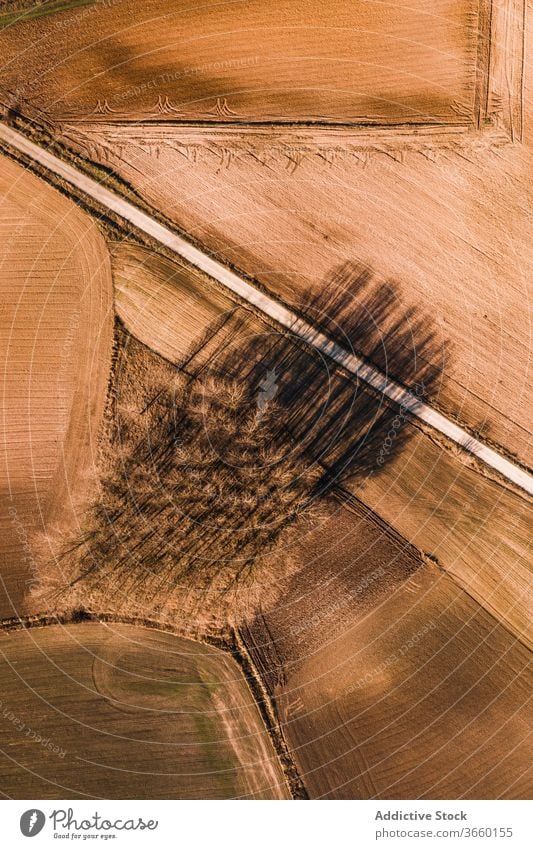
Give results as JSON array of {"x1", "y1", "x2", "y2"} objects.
[{"x1": 1, "y1": 122, "x2": 531, "y2": 496}]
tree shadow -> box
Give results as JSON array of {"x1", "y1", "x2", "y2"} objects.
[
  {"x1": 196, "y1": 261, "x2": 448, "y2": 495},
  {"x1": 39, "y1": 260, "x2": 448, "y2": 626}
]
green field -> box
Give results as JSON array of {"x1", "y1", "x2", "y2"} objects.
[{"x1": 0, "y1": 623, "x2": 288, "y2": 798}]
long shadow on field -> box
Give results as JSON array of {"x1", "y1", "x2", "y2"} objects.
[
  {"x1": 39, "y1": 261, "x2": 447, "y2": 625},
  {"x1": 202, "y1": 261, "x2": 448, "y2": 494}
]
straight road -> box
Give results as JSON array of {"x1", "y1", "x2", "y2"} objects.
[{"x1": 1, "y1": 121, "x2": 531, "y2": 496}]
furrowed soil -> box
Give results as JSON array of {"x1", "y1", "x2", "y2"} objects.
[
  {"x1": 1, "y1": 0, "x2": 530, "y2": 803},
  {"x1": 103, "y1": 303, "x2": 533, "y2": 651},
  {"x1": 110, "y1": 241, "x2": 242, "y2": 364},
  {"x1": 0, "y1": 622, "x2": 289, "y2": 798},
  {"x1": 0, "y1": 0, "x2": 478, "y2": 123},
  {"x1": 0, "y1": 153, "x2": 113, "y2": 620},
  {"x1": 5, "y1": 1, "x2": 525, "y2": 462},
  {"x1": 51, "y1": 131, "x2": 533, "y2": 469},
  {"x1": 243, "y1": 554, "x2": 532, "y2": 799},
  {"x1": 36, "y1": 135, "x2": 530, "y2": 650},
  {"x1": 4, "y1": 275, "x2": 527, "y2": 801},
  {"x1": 86, "y1": 256, "x2": 532, "y2": 799},
  {"x1": 352, "y1": 420, "x2": 533, "y2": 650}
]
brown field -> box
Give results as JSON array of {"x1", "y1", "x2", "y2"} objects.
[
  {"x1": 0, "y1": 622, "x2": 289, "y2": 798},
  {"x1": 240, "y1": 498, "x2": 422, "y2": 688},
  {"x1": 89, "y1": 293, "x2": 532, "y2": 799},
  {"x1": 96, "y1": 294, "x2": 532, "y2": 649},
  {"x1": 55, "y1": 130, "x2": 533, "y2": 469},
  {"x1": 0, "y1": 0, "x2": 479, "y2": 124},
  {"x1": 0, "y1": 0, "x2": 530, "y2": 804},
  {"x1": 0, "y1": 153, "x2": 113, "y2": 620},
  {"x1": 110, "y1": 242, "x2": 238, "y2": 364},
  {"x1": 244, "y1": 555, "x2": 532, "y2": 799},
  {"x1": 353, "y1": 420, "x2": 533, "y2": 650},
  {"x1": 31, "y1": 319, "x2": 320, "y2": 629},
  {"x1": 1, "y1": 0, "x2": 530, "y2": 464}
]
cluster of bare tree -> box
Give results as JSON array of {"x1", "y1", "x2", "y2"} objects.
[
  {"x1": 40, "y1": 376, "x2": 319, "y2": 622},
  {"x1": 36, "y1": 263, "x2": 444, "y2": 624}
]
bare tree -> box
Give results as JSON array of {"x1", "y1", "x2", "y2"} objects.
[{"x1": 37, "y1": 376, "x2": 320, "y2": 624}]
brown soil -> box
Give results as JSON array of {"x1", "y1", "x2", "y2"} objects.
[
  {"x1": 241, "y1": 497, "x2": 422, "y2": 694},
  {"x1": 89, "y1": 303, "x2": 532, "y2": 651},
  {"x1": 0, "y1": 622, "x2": 289, "y2": 798},
  {"x1": 354, "y1": 423, "x2": 533, "y2": 650},
  {"x1": 0, "y1": 153, "x2": 113, "y2": 620},
  {"x1": 0, "y1": 0, "x2": 530, "y2": 803},
  {"x1": 110, "y1": 241, "x2": 239, "y2": 364},
  {"x1": 0, "y1": 0, "x2": 478, "y2": 124},
  {"x1": 55, "y1": 132, "x2": 532, "y2": 469},
  {"x1": 245, "y1": 561, "x2": 532, "y2": 799}
]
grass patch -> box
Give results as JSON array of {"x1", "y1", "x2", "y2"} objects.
[{"x1": 0, "y1": 0, "x2": 95, "y2": 28}]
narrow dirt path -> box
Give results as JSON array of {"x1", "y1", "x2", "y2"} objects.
[{"x1": 1, "y1": 122, "x2": 531, "y2": 496}]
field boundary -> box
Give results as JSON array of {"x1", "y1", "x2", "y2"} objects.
[
  {"x1": 232, "y1": 629, "x2": 309, "y2": 799},
  {"x1": 0, "y1": 612, "x2": 305, "y2": 800},
  {"x1": 1, "y1": 2, "x2": 524, "y2": 151},
  {"x1": 50, "y1": 0, "x2": 525, "y2": 147},
  {"x1": 1, "y1": 121, "x2": 531, "y2": 496}
]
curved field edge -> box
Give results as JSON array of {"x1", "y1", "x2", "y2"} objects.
[
  {"x1": 101, "y1": 258, "x2": 533, "y2": 652},
  {"x1": 1, "y1": 118, "x2": 531, "y2": 480},
  {"x1": 0, "y1": 152, "x2": 113, "y2": 619},
  {"x1": 0, "y1": 614, "x2": 303, "y2": 799}
]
